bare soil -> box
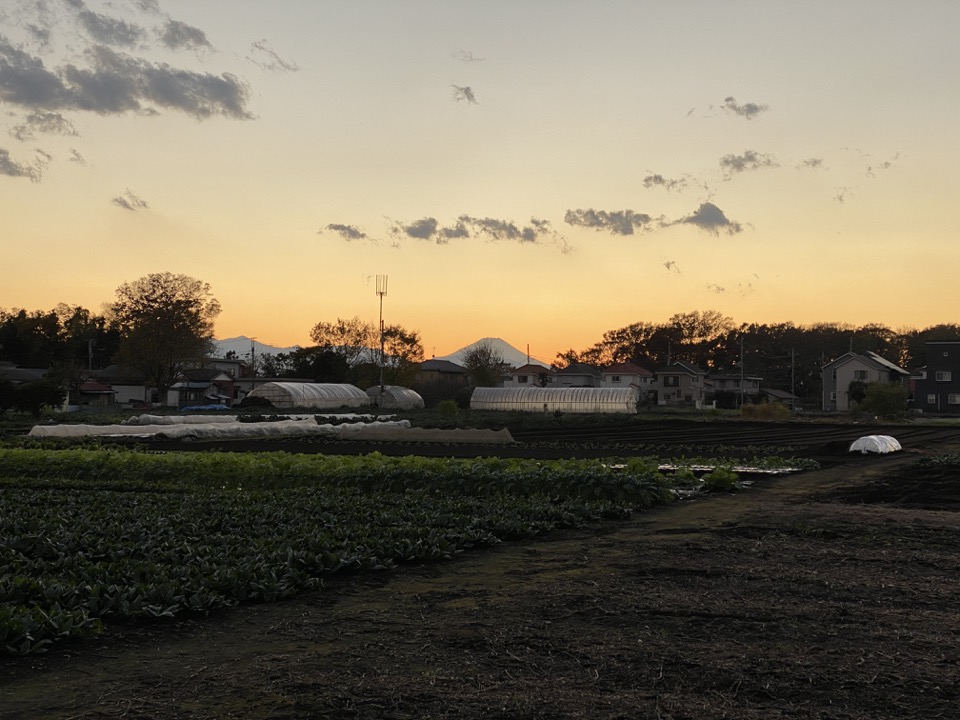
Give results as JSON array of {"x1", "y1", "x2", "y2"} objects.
[{"x1": 4, "y1": 424, "x2": 960, "y2": 719}]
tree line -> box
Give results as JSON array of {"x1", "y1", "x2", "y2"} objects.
[
  {"x1": 4, "y1": 281, "x2": 957, "y2": 410},
  {"x1": 555, "y1": 310, "x2": 960, "y2": 402}
]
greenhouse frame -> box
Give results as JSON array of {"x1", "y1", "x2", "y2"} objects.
[
  {"x1": 365, "y1": 385, "x2": 425, "y2": 410},
  {"x1": 470, "y1": 386, "x2": 639, "y2": 414},
  {"x1": 244, "y1": 382, "x2": 372, "y2": 409}
]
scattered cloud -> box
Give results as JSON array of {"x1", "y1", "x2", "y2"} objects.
[
  {"x1": 674, "y1": 202, "x2": 743, "y2": 235},
  {"x1": 112, "y1": 188, "x2": 148, "y2": 211},
  {"x1": 9, "y1": 111, "x2": 78, "y2": 141},
  {"x1": 76, "y1": 7, "x2": 145, "y2": 48},
  {"x1": 643, "y1": 173, "x2": 688, "y2": 192},
  {"x1": 247, "y1": 39, "x2": 299, "y2": 73},
  {"x1": 662, "y1": 259, "x2": 681, "y2": 274},
  {"x1": 798, "y1": 157, "x2": 825, "y2": 170},
  {"x1": 0, "y1": 34, "x2": 252, "y2": 120},
  {"x1": 453, "y1": 50, "x2": 484, "y2": 63},
  {"x1": 158, "y1": 20, "x2": 213, "y2": 52},
  {"x1": 68, "y1": 148, "x2": 86, "y2": 164},
  {"x1": 719, "y1": 149, "x2": 779, "y2": 176},
  {"x1": 323, "y1": 223, "x2": 371, "y2": 242},
  {"x1": 864, "y1": 151, "x2": 900, "y2": 178},
  {"x1": 564, "y1": 208, "x2": 662, "y2": 235},
  {"x1": 834, "y1": 187, "x2": 851, "y2": 203},
  {"x1": 721, "y1": 96, "x2": 769, "y2": 120},
  {"x1": 451, "y1": 85, "x2": 477, "y2": 104},
  {"x1": 0, "y1": 147, "x2": 42, "y2": 181},
  {"x1": 388, "y1": 214, "x2": 567, "y2": 250},
  {"x1": 706, "y1": 283, "x2": 726, "y2": 294}
]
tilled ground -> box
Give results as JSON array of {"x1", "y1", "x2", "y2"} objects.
[{"x1": 3, "y1": 425, "x2": 960, "y2": 719}]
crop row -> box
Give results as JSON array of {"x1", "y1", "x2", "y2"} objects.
[{"x1": 0, "y1": 448, "x2": 813, "y2": 656}]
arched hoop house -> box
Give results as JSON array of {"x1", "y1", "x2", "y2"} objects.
[
  {"x1": 365, "y1": 385, "x2": 425, "y2": 410},
  {"x1": 245, "y1": 382, "x2": 371, "y2": 409},
  {"x1": 470, "y1": 386, "x2": 639, "y2": 414}
]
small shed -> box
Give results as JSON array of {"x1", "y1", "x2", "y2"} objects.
[
  {"x1": 244, "y1": 382, "x2": 371, "y2": 409},
  {"x1": 365, "y1": 385, "x2": 425, "y2": 410},
  {"x1": 470, "y1": 386, "x2": 639, "y2": 414}
]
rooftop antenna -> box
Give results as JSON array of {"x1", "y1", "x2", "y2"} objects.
[{"x1": 376, "y1": 275, "x2": 388, "y2": 405}]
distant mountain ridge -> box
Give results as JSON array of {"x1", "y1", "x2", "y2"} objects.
[
  {"x1": 214, "y1": 336, "x2": 299, "y2": 358},
  {"x1": 435, "y1": 337, "x2": 551, "y2": 368}
]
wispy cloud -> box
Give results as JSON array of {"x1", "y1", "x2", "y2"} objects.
[
  {"x1": 112, "y1": 188, "x2": 148, "y2": 211},
  {"x1": 564, "y1": 208, "x2": 662, "y2": 235},
  {"x1": 0, "y1": 147, "x2": 42, "y2": 181},
  {"x1": 834, "y1": 187, "x2": 851, "y2": 203},
  {"x1": 76, "y1": 6, "x2": 145, "y2": 48},
  {"x1": 662, "y1": 259, "x2": 681, "y2": 274},
  {"x1": 388, "y1": 215, "x2": 567, "y2": 250},
  {"x1": 322, "y1": 223, "x2": 371, "y2": 242},
  {"x1": 673, "y1": 202, "x2": 743, "y2": 235},
  {"x1": 722, "y1": 96, "x2": 769, "y2": 120},
  {"x1": 68, "y1": 148, "x2": 86, "y2": 165},
  {"x1": 642, "y1": 173, "x2": 688, "y2": 192},
  {"x1": 798, "y1": 157, "x2": 825, "y2": 170},
  {"x1": 247, "y1": 39, "x2": 299, "y2": 73},
  {"x1": 451, "y1": 85, "x2": 477, "y2": 104},
  {"x1": 158, "y1": 20, "x2": 213, "y2": 52},
  {"x1": 719, "y1": 149, "x2": 779, "y2": 176},
  {"x1": 452, "y1": 50, "x2": 484, "y2": 63},
  {"x1": 9, "y1": 111, "x2": 78, "y2": 141},
  {"x1": 706, "y1": 283, "x2": 726, "y2": 294}
]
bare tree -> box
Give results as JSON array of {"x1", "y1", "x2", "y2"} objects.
[{"x1": 463, "y1": 340, "x2": 509, "y2": 387}]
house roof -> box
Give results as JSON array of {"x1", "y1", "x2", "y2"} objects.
[
  {"x1": 511, "y1": 363, "x2": 554, "y2": 375},
  {"x1": 603, "y1": 362, "x2": 652, "y2": 377},
  {"x1": 657, "y1": 361, "x2": 706, "y2": 376},
  {"x1": 79, "y1": 381, "x2": 115, "y2": 394},
  {"x1": 181, "y1": 368, "x2": 233, "y2": 382},
  {"x1": 420, "y1": 359, "x2": 467, "y2": 373},
  {"x1": 0, "y1": 363, "x2": 46, "y2": 383},
  {"x1": 822, "y1": 351, "x2": 908, "y2": 376},
  {"x1": 761, "y1": 387, "x2": 799, "y2": 400}
]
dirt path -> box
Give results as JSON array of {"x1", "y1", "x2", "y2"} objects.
[{"x1": 3, "y1": 454, "x2": 960, "y2": 719}]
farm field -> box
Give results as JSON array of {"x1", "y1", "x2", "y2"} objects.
[{"x1": 2, "y1": 420, "x2": 960, "y2": 719}]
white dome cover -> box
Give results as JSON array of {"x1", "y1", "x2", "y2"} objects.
[{"x1": 849, "y1": 435, "x2": 902, "y2": 454}]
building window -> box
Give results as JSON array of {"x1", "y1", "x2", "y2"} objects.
[
  {"x1": 854, "y1": 370, "x2": 867, "y2": 380},
  {"x1": 928, "y1": 394, "x2": 937, "y2": 404},
  {"x1": 936, "y1": 371, "x2": 952, "y2": 382},
  {"x1": 949, "y1": 395, "x2": 960, "y2": 405},
  {"x1": 830, "y1": 392, "x2": 836, "y2": 400},
  {"x1": 518, "y1": 375, "x2": 528, "y2": 384},
  {"x1": 664, "y1": 376, "x2": 679, "y2": 387},
  {"x1": 611, "y1": 375, "x2": 621, "y2": 383}
]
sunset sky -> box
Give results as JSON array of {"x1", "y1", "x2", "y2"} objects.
[{"x1": 2, "y1": 0, "x2": 958, "y2": 363}]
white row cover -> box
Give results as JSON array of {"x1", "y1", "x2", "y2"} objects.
[
  {"x1": 470, "y1": 386, "x2": 639, "y2": 414},
  {"x1": 245, "y1": 382, "x2": 371, "y2": 409},
  {"x1": 849, "y1": 435, "x2": 902, "y2": 454}
]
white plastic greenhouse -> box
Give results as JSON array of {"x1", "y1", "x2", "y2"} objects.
[
  {"x1": 470, "y1": 386, "x2": 639, "y2": 414},
  {"x1": 365, "y1": 385, "x2": 425, "y2": 410},
  {"x1": 244, "y1": 382, "x2": 371, "y2": 409}
]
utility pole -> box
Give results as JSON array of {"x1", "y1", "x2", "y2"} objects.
[
  {"x1": 739, "y1": 336, "x2": 745, "y2": 409},
  {"x1": 250, "y1": 337, "x2": 257, "y2": 392},
  {"x1": 376, "y1": 275, "x2": 388, "y2": 405}
]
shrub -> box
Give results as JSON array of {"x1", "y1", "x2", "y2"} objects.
[
  {"x1": 702, "y1": 468, "x2": 739, "y2": 492},
  {"x1": 437, "y1": 399, "x2": 459, "y2": 418},
  {"x1": 741, "y1": 402, "x2": 791, "y2": 421}
]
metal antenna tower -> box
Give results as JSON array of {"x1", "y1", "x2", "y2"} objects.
[{"x1": 376, "y1": 275, "x2": 388, "y2": 404}]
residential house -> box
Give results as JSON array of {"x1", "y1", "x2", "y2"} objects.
[
  {"x1": 655, "y1": 361, "x2": 707, "y2": 407},
  {"x1": 504, "y1": 363, "x2": 555, "y2": 387},
  {"x1": 76, "y1": 380, "x2": 116, "y2": 407},
  {"x1": 92, "y1": 364, "x2": 154, "y2": 406},
  {"x1": 169, "y1": 368, "x2": 235, "y2": 407},
  {"x1": 706, "y1": 371, "x2": 763, "y2": 409},
  {"x1": 821, "y1": 351, "x2": 909, "y2": 412},
  {"x1": 760, "y1": 387, "x2": 800, "y2": 409},
  {"x1": 0, "y1": 362, "x2": 46, "y2": 385},
  {"x1": 600, "y1": 362, "x2": 654, "y2": 401},
  {"x1": 416, "y1": 359, "x2": 470, "y2": 387},
  {"x1": 554, "y1": 362, "x2": 602, "y2": 387},
  {"x1": 913, "y1": 341, "x2": 960, "y2": 414}
]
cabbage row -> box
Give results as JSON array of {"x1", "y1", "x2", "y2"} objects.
[{"x1": 0, "y1": 448, "x2": 676, "y2": 656}]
